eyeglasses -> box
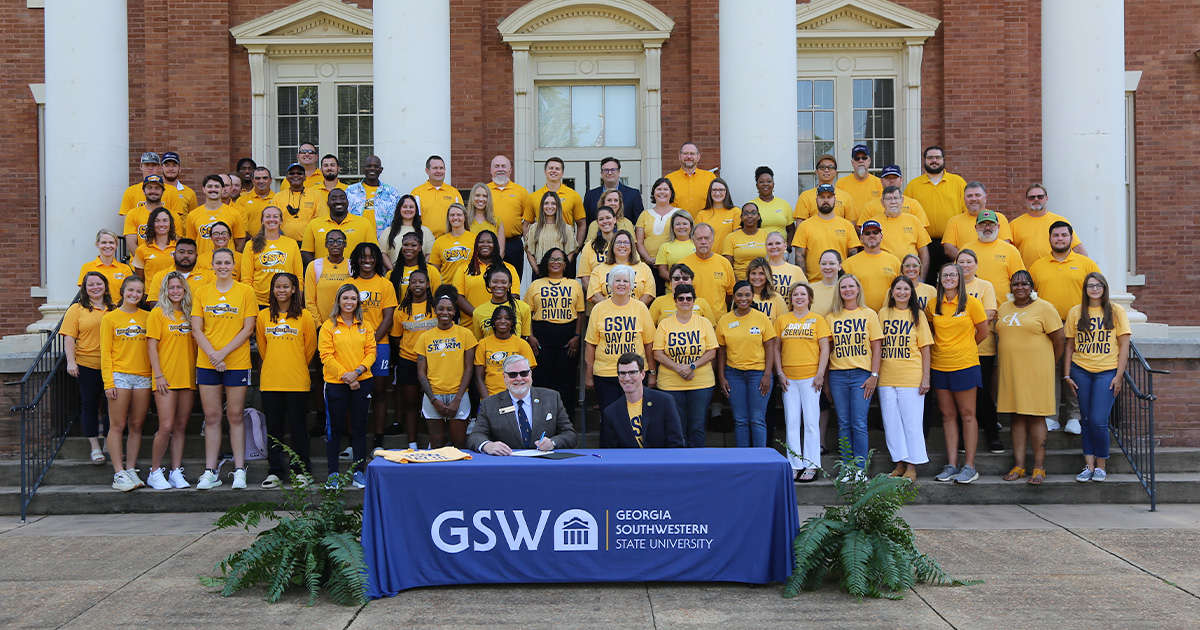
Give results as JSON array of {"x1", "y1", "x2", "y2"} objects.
[
  {"x1": 617, "y1": 369, "x2": 643, "y2": 379},
  {"x1": 675, "y1": 295, "x2": 694, "y2": 302},
  {"x1": 1085, "y1": 284, "x2": 1105, "y2": 290},
  {"x1": 601, "y1": 168, "x2": 619, "y2": 174},
  {"x1": 1026, "y1": 194, "x2": 1047, "y2": 200},
  {"x1": 298, "y1": 149, "x2": 316, "y2": 154},
  {"x1": 816, "y1": 165, "x2": 837, "y2": 171},
  {"x1": 548, "y1": 257, "x2": 566, "y2": 264},
  {"x1": 670, "y1": 275, "x2": 689, "y2": 281},
  {"x1": 504, "y1": 370, "x2": 531, "y2": 378},
  {"x1": 326, "y1": 238, "x2": 346, "y2": 245}
]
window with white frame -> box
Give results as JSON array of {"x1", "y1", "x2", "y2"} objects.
[
  {"x1": 538, "y1": 84, "x2": 637, "y2": 149},
  {"x1": 274, "y1": 81, "x2": 373, "y2": 182},
  {"x1": 796, "y1": 74, "x2": 898, "y2": 191}
]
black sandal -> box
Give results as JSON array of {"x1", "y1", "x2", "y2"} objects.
[{"x1": 798, "y1": 469, "x2": 818, "y2": 483}]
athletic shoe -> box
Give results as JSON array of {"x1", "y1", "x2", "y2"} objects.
[
  {"x1": 112, "y1": 470, "x2": 138, "y2": 492},
  {"x1": 1064, "y1": 419, "x2": 1082, "y2": 435},
  {"x1": 934, "y1": 465, "x2": 959, "y2": 482},
  {"x1": 1046, "y1": 417, "x2": 1062, "y2": 432},
  {"x1": 989, "y1": 439, "x2": 1005, "y2": 454},
  {"x1": 231, "y1": 468, "x2": 247, "y2": 489},
  {"x1": 1091, "y1": 468, "x2": 1107, "y2": 482},
  {"x1": 169, "y1": 467, "x2": 191, "y2": 489},
  {"x1": 324, "y1": 473, "x2": 342, "y2": 489},
  {"x1": 260, "y1": 474, "x2": 281, "y2": 489},
  {"x1": 196, "y1": 469, "x2": 222, "y2": 490},
  {"x1": 146, "y1": 468, "x2": 172, "y2": 490},
  {"x1": 1075, "y1": 467, "x2": 1094, "y2": 482},
  {"x1": 351, "y1": 471, "x2": 366, "y2": 489},
  {"x1": 339, "y1": 446, "x2": 353, "y2": 461},
  {"x1": 954, "y1": 465, "x2": 980, "y2": 484},
  {"x1": 125, "y1": 468, "x2": 146, "y2": 489}
]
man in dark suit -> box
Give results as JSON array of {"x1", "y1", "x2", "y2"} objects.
[
  {"x1": 583, "y1": 157, "x2": 645, "y2": 224},
  {"x1": 467, "y1": 354, "x2": 578, "y2": 455},
  {"x1": 601, "y1": 353, "x2": 685, "y2": 448}
]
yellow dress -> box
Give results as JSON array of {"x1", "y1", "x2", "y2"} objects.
[{"x1": 995, "y1": 298, "x2": 1062, "y2": 416}]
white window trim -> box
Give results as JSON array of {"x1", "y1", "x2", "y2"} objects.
[
  {"x1": 796, "y1": 0, "x2": 939, "y2": 179},
  {"x1": 231, "y1": 0, "x2": 373, "y2": 171},
  {"x1": 1126, "y1": 70, "x2": 1144, "y2": 287},
  {"x1": 29, "y1": 83, "x2": 46, "y2": 296},
  {"x1": 498, "y1": 0, "x2": 674, "y2": 192}
]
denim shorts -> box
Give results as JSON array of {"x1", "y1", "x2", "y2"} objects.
[
  {"x1": 196, "y1": 367, "x2": 252, "y2": 387},
  {"x1": 112, "y1": 372, "x2": 152, "y2": 390}
]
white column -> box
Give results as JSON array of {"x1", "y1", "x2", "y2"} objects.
[
  {"x1": 1042, "y1": 1, "x2": 1146, "y2": 325},
  {"x1": 34, "y1": 0, "x2": 128, "y2": 332},
  {"x1": 903, "y1": 42, "x2": 925, "y2": 181},
  {"x1": 642, "y1": 45, "x2": 664, "y2": 193},
  {"x1": 245, "y1": 47, "x2": 269, "y2": 167},
  {"x1": 719, "y1": 0, "x2": 798, "y2": 204},
  {"x1": 373, "y1": 0, "x2": 452, "y2": 189}
]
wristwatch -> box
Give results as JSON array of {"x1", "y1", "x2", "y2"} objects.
[
  {"x1": 647, "y1": 369, "x2": 657, "y2": 375},
  {"x1": 870, "y1": 372, "x2": 879, "y2": 378},
  {"x1": 688, "y1": 363, "x2": 696, "y2": 371}
]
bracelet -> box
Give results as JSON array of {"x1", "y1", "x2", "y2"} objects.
[{"x1": 154, "y1": 374, "x2": 165, "y2": 379}]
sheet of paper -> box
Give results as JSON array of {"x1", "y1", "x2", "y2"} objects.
[{"x1": 510, "y1": 449, "x2": 550, "y2": 457}]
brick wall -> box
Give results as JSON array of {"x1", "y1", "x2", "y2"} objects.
[{"x1": 1146, "y1": 358, "x2": 1200, "y2": 447}]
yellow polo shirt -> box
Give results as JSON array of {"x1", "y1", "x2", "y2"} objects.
[
  {"x1": 132, "y1": 241, "x2": 176, "y2": 284},
  {"x1": 78, "y1": 257, "x2": 135, "y2": 303},
  {"x1": 167, "y1": 181, "x2": 199, "y2": 213},
  {"x1": 412, "y1": 181, "x2": 463, "y2": 237},
  {"x1": 861, "y1": 195, "x2": 930, "y2": 228},
  {"x1": 1010, "y1": 211, "x2": 1083, "y2": 266},
  {"x1": 870, "y1": 212, "x2": 932, "y2": 260},
  {"x1": 272, "y1": 187, "x2": 326, "y2": 241},
  {"x1": 61, "y1": 303, "x2": 108, "y2": 370},
  {"x1": 528, "y1": 185, "x2": 586, "y2": 225},
  {"x1": 942, "y1": 210, "x2": 1012, "y2": 250},
  {"x1": 842, "y1": 250, "x2": 901, "y2": 312},
  {"x1": 665, "y1": 168, "x2": 716, "y2": 215},
  {"x1": 904, "y1": 172, "x2": 967, "y2": 238},
  {"x1": 716, "y1": 308, "x2": 777, "y2": 371},
  {"x1": 488, "y1": 181, "x2": 531, "y2": 238},
  {"x1": 1028, "y1": 252, "x2": 1101, "y2": 319},
  {"x1": 678, "y1": 253, "x2": 735, "y2": 320},
  {"x1": 301, "y1": 214, "x2": 377, "y2": 260},
  {"x1": 695, "y1": 207, "x2": 741, "y2": 247},
  {"x1": 836, "y1": 174, "x2": 883, "y2": 212}
]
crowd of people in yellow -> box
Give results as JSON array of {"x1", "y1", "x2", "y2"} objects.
[{"x1": 61, "y1": 141, "x2": 1130, "y2": 492}]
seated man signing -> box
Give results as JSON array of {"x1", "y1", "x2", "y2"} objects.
[
  {"x1": 467, "y1": 354, "x2": 578, "y2": 455},
  {"x1": 601, "y1": 353, "x2": 685, "y2": 449}
]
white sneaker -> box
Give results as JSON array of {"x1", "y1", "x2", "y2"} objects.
[
  {"x1": 112, "y1": 470, "x2": 138, "y2": 492},
  {"x1": 230, "y1": 468, "x2": 247, "y2": 489},
  {"x1": 125, "y1": 468, "x2": 146, "y2": 489},
  {"x1": 196, "y1": 469, "x2": 222, "y2": 490},
  {"x1": 169, "y1": 467, "x2": 191, "y2": 489},
  {"x1": 1064, "y1": 419, "x2": 1082, "y2": 435},
  {"x1": 146, "y1": 468, "x2": 172, "y2": 490},
  {"x1": 1045, "y1": 417, "x2": 1062, "y2": 432}
]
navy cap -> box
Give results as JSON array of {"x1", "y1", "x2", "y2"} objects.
[
  {"x1": 286, "y1": 162, "x2": 304, "y2": 171},
  {"x1": 161, "y1": 151, "x2": 180, "y2": 164},
  {"x1": 143, "y1": 175, "x2": 165, "y2": 187},
  {"x1": 880, "y1": 164, "x2": 902, "y2": 178},
  {"x1": 861, "y1": 220, "x2": 882, "y2": 233},
  {"x1": 816, "y1": 183, "x2": 836, "y2": 194},
  {"x1": 852, "y1": 144, "x2": 870, "y2": 158},
  {"x1": 140, "y1": 151, "x2": 161, "y2": 164}
]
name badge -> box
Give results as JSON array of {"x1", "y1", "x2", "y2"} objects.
[
  {"x1": 727, "y1": 321, "x2": 740, "y2": 329},
  {"x1": 499, "y1": 405, "x2": 516, "y2": 414}
]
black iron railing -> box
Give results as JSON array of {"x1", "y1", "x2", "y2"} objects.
[
  {"x1": 1111, "y1": 341, "x2": 1167, "y2": 511},
  {"x1": 7, "y1": 316, "x2": 76, "y2": 522}
]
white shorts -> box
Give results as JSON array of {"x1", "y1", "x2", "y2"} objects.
[
  {"x1": 422, "y1": 394, "x2": 471, "y2": 420},
  {"x1": 112, "y1": 372, "x2": 152, "y2": 390}
]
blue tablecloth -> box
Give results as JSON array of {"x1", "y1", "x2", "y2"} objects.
[{"x1": 363, "y1": 448, "x2": 798, "y2": 597}]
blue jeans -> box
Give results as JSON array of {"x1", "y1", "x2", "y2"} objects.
[
  {"x1": 1071, "y1": 365, "x2": 1117, "y2": 459},
  {"x1": 830, "y1": 368, "x2": 872, "y2": 469},
  {"x1": 726, "y1": 368, "x2": 770, "y2": 447},
  {"x1": 666, "y1": 387, "x2": 715, "y2": 448}
]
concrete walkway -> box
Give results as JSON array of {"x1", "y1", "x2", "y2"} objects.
[{"x1": 3, "y1": 505, "x2": 1199, "y2": 629}]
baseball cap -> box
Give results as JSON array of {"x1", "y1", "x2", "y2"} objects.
[
  {"x1": 860, "y1": 220, "x2": 882, "y2": 233},
  {"x1": 140, "y1": 152, "x2": 161, "y2": 164},
  {"x1": 816, "y1": 183, "x2": 836, "y2": 194},
  {"x1": 816, "y1": 153, "x2": 837, "y2": 168},
  {"x1": 976, "y1": 210, "x2": 1000, "y2": 224},
  {"x1": 286, "y1": 162, "x2": 304, "y2": 172},
  {"x1": 143, "y1": 175, "x2": 165, "y2": 187},
  {"x1": 880, "y1": 164, "x2": 902, "y2": 178},
  {"x1": 851, "y1": 144, "x2": 870, "y2": 158},
  {"x1": 161, "y1": 151, "x2": 180, "y2": 164}
]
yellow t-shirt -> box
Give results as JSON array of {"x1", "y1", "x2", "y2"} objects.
[
  {"x1": 721, "y1": 231, "x2": 768, "y2": 280},
  {"x1": 841, "y1": 250, "x2": 901, "y2": 312},
  {"x1": 146, "y1": 267, "x2": 213, "y2": 303},
  {"x1": 301, "y1": 214, "x2": 378, "y2": 260},
  {"x1": 132, "y1": 241, "x2": 177, "y2": 285},
  {"x1": 239, "y1": 236, "x2": 305, "y2": 305},
  {"x1": 925, "y1": 294, "x2": 987, "y2": 371},
  {"x1": 964, "y1": 277, "x2": 999, "y2": 357},
  {"x1": 826, "y1": 308, "x2": 884, "y2": 372},
  {"x1": 694, "y1": 208, "x2": 741, "y2": 248},
  {"x1": 587, "y1": 261, "x2": 656, "y2": 301},
  {"x1": 837, "y1": 174, "x2": 884, "y2": 213},
  {"x1": 393, "y1": 303, "x2": 438, "y2": 361},
  {"x1": 194, "y1": 248, "x2": 242, "y2": 282},
  {"x1": 960, "y1": 239, "x2": 1025, "y2": 303},
  {"x1": 415, "y1": 325, "x2": 477, "y2": 394},
  {"x1": 678, "y1": 253, "x2": 735, "y2": 320},
  {"x1": 775, "y1": 310, "x2": 831, "y2": 380},
  {"x1": 995, "y1": 299, "x2": 1062, "y2": 416},
  {"x1": 655, "y1": 239, "x2": 697, "y2": 268},
  {"x1": 471, "y1": 299, "x2": 533, "y2": 341},
  {"x1": 585, "y1": 298, "x2": 655, "y2": 378},
  {"x1": 256, "y1": 310, "x2": 317, "y2": 392},
  {"x1": 751, "y1": 197, "x2": 795, "y2": 237},
  {"x1": 118, "y1": 184, "x2": 185, "y2": 222},
  {"x1": 653, "y1": 313, "x2": 718, "y2": 391},
  {"x1": 147, "y1": 308, "x2": 196, "y2": 390},
  {"x1": 61, "y1": 303, "x2": 108, "y2": 370},
  {"x1": 870, "y1": 212, "x2": 932, "y2": 260},
  {"x1": 469, "y1": 218, "x2": 502, "y2": 242},
  {"x1": 636, "y1": 208, "x2": 683, "y2": 261},
  {"x1": 1066, "y1": 304, "x2": 1131, "y2": 373},
  {"x1": 583, "y1": 218, "x2": 636, "y2": 245},
  {"x1": 191, "y1": 282, "x2": 258, "y2": 371},
  {"x1": 1028, "y1": 253, "x2": 1101, "y2": 319},
  {"x1": 78, "y1": 257, "x2": 135, "y2": 303},
  {"x1": 185, "y1": 205, "x2": 245, "y2": 255},
  {"x1": 271, "y1": 187, "x2": 325, "y2": 241},
  {"x1": 391, "y1": 264, "x2": 442, "y2": 304},
  {"x1": 628, "y1": 399, "x2": 645, "y2": 448},
  {"x1": 793, "y1": 215, "x2": 862, "y2": 282},
  {"x1": 1010, "y1": 211, "x2": 1082, "y2": 267},
  {"x1": 751, "y1": 293, "x2": 788, "y2": 322},
  {"x1": 811, "y1": 281, "x2": 838, "y2": 317},
  {"x1": 351, "y1": 274, "x2": 399, "y2": 339},
  {"x1": 488, "y1": 181, "x2": 530, "y2": 238},
  {"x1": 319, "y1": 317, "x2": 377, "y2": 383},
  {"x1": 122, "y1": 204, "x2": 162, "y2": 246},
  {"x1": 942, "y1": 211, "x2": 1012, "y2": 250},
  {"x1": 237, "y1": 189, "x2": 275, "y2": 239},
  {"x1": 452, "y1": 261, "x2": 518, "y2": 330},
  {"x1": 904, "y1": 172, "x2": 967, "y2": 239},
  {"x1": 168, "y1": 182, "x2": 200, "y2": 214},
  {"x1": 411, "y1": 181, "x2": 463, "y2": 238},
  {"x1": 648, "y1": 295, "x2": 716, "y2": 327},
  {"x1": 665, "y1": 168, "x2": 716, "y2": 215},
  {"x1": 473, "y1": 335, "x2": 537, "y2": 396},
  {"x1": 768, "y1": 262, "x2": 805, "y2": 296},
  {"x1": 716, "y1": 308, "x2": 777, "y2": 371},
  {"x1": 524, "y1": 277, "x2": 585, "y2": 323},
  {"x1": 527, "y1": 185, "x2": 586, "y2": 225},
  {"x1": 914, "y1": 282, "x2": 938, "y2": 311},
  {"x1": 794, "y1": 186, "x2": 856, "y2": 222},
  {"x1": 100, "y1": 308, "x2": 152, "y2": 388},
  {"x1": 430, "y1": 231, "x2": 476, "y2": 285},
  {"x1": 860, "y1": 195, "x2": 930, "y2": 228},
  {"x1": 877, "y1": 306, "x2": 933, "y2": 388}
]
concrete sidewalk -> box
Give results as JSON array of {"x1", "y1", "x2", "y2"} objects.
[{"x1": 3, "y1": 505, "x2": 1199, "y2": 629}]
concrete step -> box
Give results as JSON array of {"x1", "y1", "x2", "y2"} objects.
[{"x1": 0, "y1": 482, "x2": 364, "y2": 516}]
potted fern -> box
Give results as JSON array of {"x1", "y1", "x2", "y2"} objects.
[
  {"x1": 782, "y1": 440, "x2": 980, "y2": 599},
  {"x1": 199, "y1": 442, "x2": 368, "y2": 606}
]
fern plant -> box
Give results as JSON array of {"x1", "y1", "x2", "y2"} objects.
[
  {"x1": 781, "y1": 438, "x2": 981, "y2": 599},
  {"x1": 199, "y1": 441, "x2": 368, "y2": 606}
]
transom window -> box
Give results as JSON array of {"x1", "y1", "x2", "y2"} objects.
[{"x1": 538, "y1": 85, "x2": 637, "y2": 149}]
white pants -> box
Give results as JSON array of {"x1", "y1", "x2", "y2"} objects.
[
  {"x1": 879, "y1": 386, "x2": 928, "y2": 464},
  {"x1": 782, "y1": 377, "x2": 822, "y2": 470}
]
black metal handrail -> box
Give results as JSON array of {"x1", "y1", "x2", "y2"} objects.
[
  {"x1": 7, "y1": 313, "x2": 76, "y2": 522},
  {"x1": 1111, "y1": 341, "x2": 1167, "y2": 511}
]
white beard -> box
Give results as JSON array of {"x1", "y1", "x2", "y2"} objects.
[
  {"x1": 493, "y1": 176, "x2": 510, "y2": 186},
  {"x1": 855, "y1": 166, "x2": 868, "y2": 178},
  {"x1": 977, "y1": 231, "x2": 999, "y2": 244}
]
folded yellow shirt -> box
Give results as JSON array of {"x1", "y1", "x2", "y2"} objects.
[{"x1": 372, "y1": 446, "x2": 473, "y2": 463}]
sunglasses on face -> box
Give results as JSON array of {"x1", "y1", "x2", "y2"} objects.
[{"x1": 504, "y1": 370, "x2": 531, "y2": 378}]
